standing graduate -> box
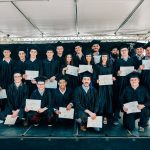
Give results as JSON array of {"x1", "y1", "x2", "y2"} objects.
[
  {"x1": 93, "y1": 52, "x2": 115, "y2": 124},
  {"x1": 120, "y1": 72, "x2": 150, "y2": 135},
  {"x1": 73, "y1": 73, "x2": 100, "y2": 132},
  {"x1": 73, "y1": 42, "x2": 85, "y2": 67},
  {"x1": 132, "y1": 43, "x2": 145, "y2": 70},
  {"x1": 0, "y1": 47, "x2": 16, "y2": 90},
  {"x1": 139, "y1": 43, "x2": 150, "y2": 93},
  {"x1": 25, "y1": 76, "x2": 53, "y2": 126},
  {"x1": 61, "y1": 54, "x2": 79, "y2": 89},
  {"x1": 24, "y1": 46, "x2": 43, "y2": 96},
  {"x1": 0, "y1": 71, "x2": 28, "y2": 124},
  {"x1": 52, "y1": 77, "x2": 73, "y2": 122},
  {"x1": 14, "y1": 46, "x2": 27, "y2": 75},
  {"x1": 42, "y1": 45, "x2": 60, "y2": 82},
  {"x1": 113, "y1": 44, "x2": 136, "y2": 124}
]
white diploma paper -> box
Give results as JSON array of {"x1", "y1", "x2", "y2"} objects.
[
  {"x1": 58, "y1": 107, "x2": 74, "y2": 119},
  {"x1": 99, "y1": 74, "x2": 113, "y2": 86},
  {"x1": 4, "y1": 115, "x2": 18, "y2": 125},
  {"x1": 93, "y1": 55, "x2": 101, "y2": 64},
  {"x1": 120, "y1": 66, "x2": 134, "y2": 76},
  {"x1": 66, "y1": 65, "x2": 78, "y2": 76},
  {"x1": 45, "y1": 80, "x2": 57, "y2": 89},
  {"x1": 26, "y1": 99, "x2": 41, "y2": 111},
  {"x1": 79, "y1": 65, "x2": 92, "y2": 73},
  {"x1": 87, "y1": 116, "x2": 103, "y2": 128},
  {"x1": 123, "y1": 101, "x2": 141, "y2": 114},
  {"x1": 25, "y1": 70, "x2": 39, "y2": 80},
  {"x1": 0, "y1": 89, "x2": 7, "y2": 99},
  {"x1": 142, "y1": 60, "x2": 150, "y2": 70}
]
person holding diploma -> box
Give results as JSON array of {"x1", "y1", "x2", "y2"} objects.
[
  {"x1": 0, "y1": 71, "x2": 28, "y2": 125},
  {"x1": 113, "y1": 44, "x2": 136, "y2": 125},
  {"x1": 52, "y1": 76, "x2": 73, "y2": 122},
  {"x1": 25, "y1": 76, "x2": 53, "y2": 126},
  {"x1": 24, "y1": 45, "x2": 43, "y2": 96},
  {"x1": 120, "y1": 72, "x2": 150, "y2": 134},
  {"x1": 61, "y1": 54, "x2": 79, "y2": 89},
  {"x1": 73, "y1": 73, "x2": 100, "y2": 132},
  {"x1": 93, "y1": 52, "x2": 115, "y2": 124}
]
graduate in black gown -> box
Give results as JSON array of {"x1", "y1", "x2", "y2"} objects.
[
  {"x1": 93, "y1": 52, "x2": 115, "y2": 124},
  {"x1": 24, "y1": 46, "x2": 43, "y2": 96},
  {"x1": 54, "y1": 41, "x2": 65, "y2": 70},
  {"x1": 52, "y1": 76, "x2": 73, "y2": 123},
  {"x1": 132, "y1": 43, "x2": 145, "y2": 70},
  {"x1": 61, "y1": 54, "x2": 79, "y2": 89},
  {"x1": 0, "y1": 47, "x2": 16, "y2": 90},
  {"x1": 42, "y1": 45, "x2": 60, "y2": 82},
  {"x1": 25, "y1": 77, "x2": 53, "y2": 126},
  {"x1": 113, "y1": 44, "x2": 136, "y2": 124},
  {"x1": 120, "y1": 72, "x2": 150, "y2": 134},
  {"x1": 0, "y1": 47, "x2": 16, "y2": 111},
  {"x1": 73, "y1": 42, "x2": 85, "y2": 67},
  {"x1": 0, "y1": 71, "x2": 28, "y2": 124},
  {"x1": 139, "y1": 43, "x2": 150, "y2": 93},
  {"x1": 73, "y1": 73, "x2": 100, "y2": 132}
]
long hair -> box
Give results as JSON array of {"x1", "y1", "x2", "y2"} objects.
[
  {"x1": 65, "y1": 54, "x2": 74, "y2": 66},
  {"x1": 99, "y1": 52, "x2": 111, "y2": 67}
]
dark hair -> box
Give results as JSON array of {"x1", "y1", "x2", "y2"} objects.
[
  {"x1": 99, "y1": 52, "x2": 110, "y2": 67},
  {"x1": 84, "y1": 54, "x2": 94, "y2": 65},
  {"x1": 65, "y1": 54, "x2": 74, "y2": 65}
]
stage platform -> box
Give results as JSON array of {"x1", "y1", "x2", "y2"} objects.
[{"x1": 0, "y1": 120, "x2": 150, "y2": 150}]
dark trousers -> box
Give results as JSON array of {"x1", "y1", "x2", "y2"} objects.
[
  {"x1": 123, "y1": 107, "x2": 149, "y2": 131},
  {"x1": 26, "y1": 110, "x2": 53, "y2": 124}
]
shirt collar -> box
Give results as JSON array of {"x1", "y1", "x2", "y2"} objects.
[{"x1": 82, "y1": 85, "x2": 89, "y2": 93}]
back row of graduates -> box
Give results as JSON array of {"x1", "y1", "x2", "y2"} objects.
[{"x1": 0, "y1": 40, "x2": 150, "y2": 133}]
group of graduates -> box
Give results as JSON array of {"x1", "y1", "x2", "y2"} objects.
[{"x1": 0, "y1": 40, "x2": 150, "y2": 135}]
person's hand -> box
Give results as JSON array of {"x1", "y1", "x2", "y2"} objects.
[
  {"x1": 66, "y1": 104, "x2": 72, "y2": 111},
  {"x1": 117, "y1": 70, "x2": 122, "y2": 76},
  {"x1": 24, "y1": 74, "x2": 28, "y2": 80},
  {"x1": 37, "y1": 108, "x2": 45, "y2": 113},
  {"x1": 31, "y1": 79, "x2": 37, "y2": 84},
  {"x1": 123, "y1": 106, "x2": 128, "y2": 113},
  {"x1": 50, "y1": 76, "x2": 56, "y2": 82},
  {"x1": 89, "y1": 112, "x2": 96, "y2": 120},
  {"x1": 112, "y1": 77, "x2": 116, "y2": 81},
  {"x1": 97, "y1": 80, "x2": 99, "y2": 84},
  {"x1": 55, "y1": 110, "x2": 61, "y2": 115},
  {"x1": 137, "y1": 104, "x2": 145, "y2": 110},
  {"x1": 25, "y1": 107, "x2": 29, "y2": 112},
  {"x1": 139, "y1": 65, "x2": 144, "y2": 70},
  {"x1": 12, "y1": 110, "x2": 19, "y2": 118}
]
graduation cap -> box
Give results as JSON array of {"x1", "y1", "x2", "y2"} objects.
[
  {"x1": 82, "y1": 71, "x2": 92, "y2": 79},
  {"x1": 29, "y1": 45, "x2": 39, "y2": 52},
  {"x1": 13, "y1": 70, "x2": 24, "y2": 76},
  {"x1": 91, "y1": 40, "x2": 101, "y2": 46},
  {"x1": 17, "y1": 46, "x2": 26, "y2": 53},
  {"x1": 34, "y1": 76, "x2": 47, "y2": 84},
  {"x1": 85, "y1": 49, "x2": 92, "y2": 56},
  {"x1": 144, "y1": 42, "x2": 150, "y2": 49},
  {"x1": 56, "y1": 41, "x2": 64, "y2": 47},
  {"x1": 101, "y1": 51, "x2": 109, "y2": 56},
  {"x1": 119, "y1": 43, "x2": 129, "y2": 51},
  {"x1": 74, "y1": 42, "x2": 82, "y2": 48},
  {"x1": 46, "y1": 45, "x2": 55, "y2": 52},
  {"x1": 133, "y1": 43, "x2": 144, "y2": 49},
  {"x1": 128, "y1": 72, "x2": 140, "y2": 79},
  {"x1": 58, "y1": 75, "x2": 68, "y2": 82},
  {"x1": 111, "y1": 44, "x2": 119, "y2": 51},
  {"x1": 2, "y1": 45, "x2": 11, "y2": 52}
]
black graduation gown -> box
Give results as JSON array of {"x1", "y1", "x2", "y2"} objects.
[
  {"x1": 114, "y1": 57, "x2": 136, "y2": 107},
  {"x1": 73, "y1": 54, "x2": 85, "y2": 67},
  {"x1": 73, "y1": 86, "x2": 99, "y2": 118},
  {"x1": 132, "y1": 55, "x2": 144, "y2": 70},
  {"x1": 61, "y1": 64, "x2": 79, "y2": 89},
  {"x1": 54, "y1": 55, "x2": 65, "y2": 71},
  {"x1": 52, "y1": 88, "x2": 73, "y2": 110},
  {"x1": 25, "y1": 59, "x2": 43, "y2": 96},
  {"x1": 30, "y1": 89, "x2": 53, "y2": 116},
  {"x1": 140, "y1": 57, "x2": 150, "y2": 92},
  {"x1": 42, "y1": 58, "x2": 60, "y2": 80},
  {"x1": 93, "y1": 64, "x2": 113, "y2": 114},
  {"x1": 14, "y1": 59, "x2": 27, "y2": 74},
  {"x1": 0, "y1": 59, "x2": 16, "y2": 89},
  {"x1": 0, "y1": 83, "x2": 28, "y2": 120}
]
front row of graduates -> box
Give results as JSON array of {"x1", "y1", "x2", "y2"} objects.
[{"x1": 0, "y1": 69, "x2": 150, "y2": 134}]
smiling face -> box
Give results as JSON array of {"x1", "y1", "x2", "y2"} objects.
[
  {"x1": 101, "y1": 55, "x2": 108, "y2": 63},
  {"x1": 82, "y1": 77, "x2": 91, "y2": 87},
  {"x1": 14, "y1": 73, "x2": 22, "y2": 84},
  {"x1": 56, "y1": 46, "x2": 64, "y2": 55},
  {"x1": 120, "y1": 48, "x2": 129, "y2": 58},
  {"x1": 18, "y1": 51, "x2": 26, "y2": 60},
  {"x1": 37, "y1": 82, "x2": 45, "y2": 91},
  {"x1": 146, "y1": 47, "x2": 150, "y2": 57},
  {"x1": 58, "y1": 79, "x2": 67, "y2": 90},
  {"x1": 75, "y1": 46, "x2": 82, "y2": 54},
  {"x1": 30, "y1": 49, "x2": 37, "y2": 59},
  {"x1": 46, "y1": 50, "x2": 54, "y2": 59},
  {"x1": 92, "y1": 44, "x2": 100, "y2": 52},
  {"x1": 130, "y1": 77, "x2": 140, "y2": 88},
  {"x1": 135, "y1": 47, "x2": 144, "y2": 56},
  {"x1": 66, "y1": 54, "x2": 72, "y2": 63},
  {"x1": 86, "y1": 55, "x2": 92, "y2": 62}
]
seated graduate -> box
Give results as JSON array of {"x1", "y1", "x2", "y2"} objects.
[
  {"x1": 73, "y1": 73, "x2": 100, "y2": 132},
  {"x1": 120, "y1": 72, "x2": 150, "y2": 134},
  {"x1": 52, "y1": 76, "x2": 73, "y2": 122},
  {"x1": 0, "y1": 70, "x2": 28, "y2": 125},
  {"x1": 24, "y1": 76, "x2": 53, "y2": 126}
]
